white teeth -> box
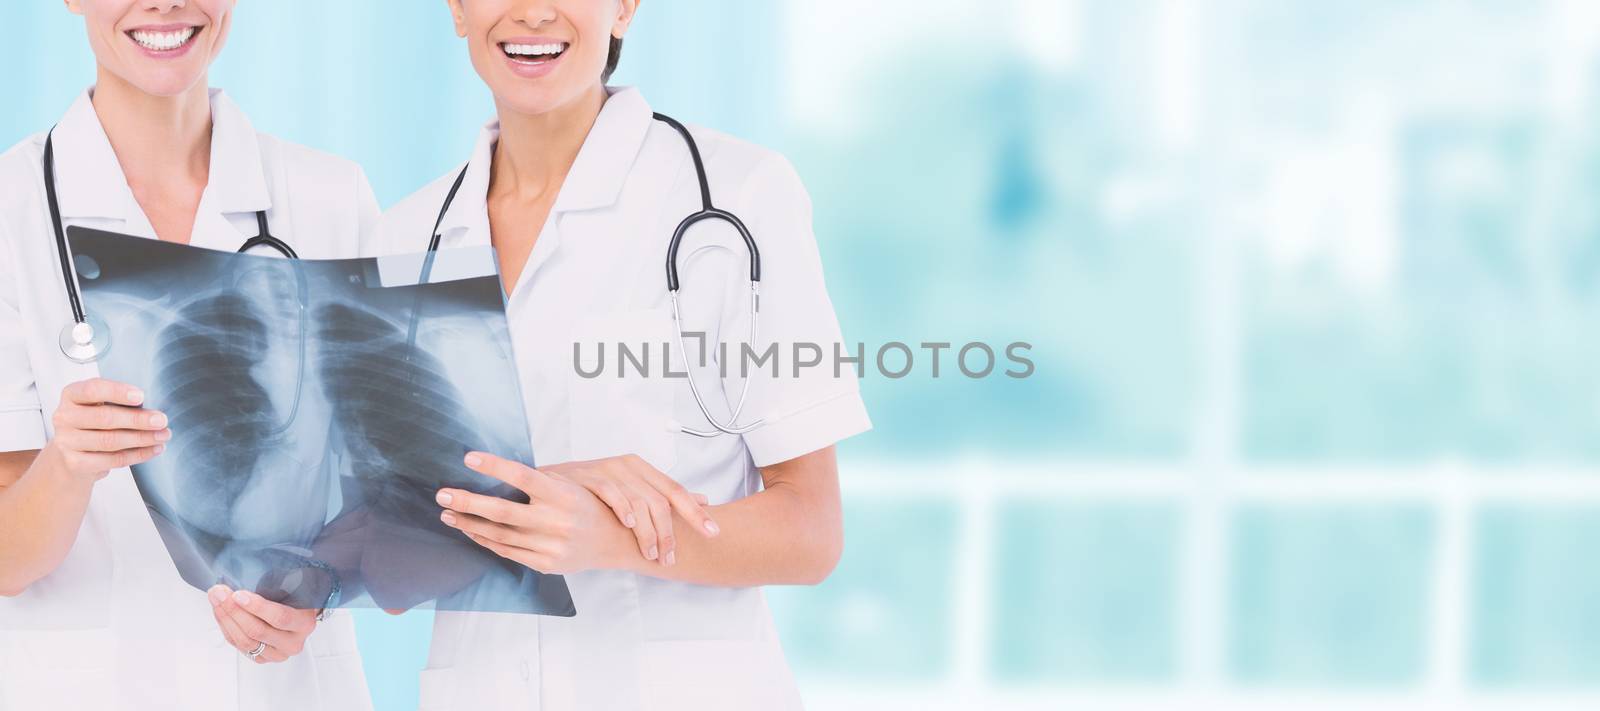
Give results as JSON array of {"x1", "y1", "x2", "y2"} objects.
[
  {"x1": 503, "y1": 42, "x2": 567, "y2": 59},
  {"x1": 130, "y1": 27, "x2": 196, "y2": 51}
]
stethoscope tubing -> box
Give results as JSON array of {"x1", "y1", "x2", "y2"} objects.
[
  {"x1": 43, "y1": 132, "x2": 88, "y2": 327},
  {"x1": 650, "y1": 113, "x2": 766, "y2": 436},
  {"x1": 427, "y1": 113, "x2": 766, "y2": 437}
]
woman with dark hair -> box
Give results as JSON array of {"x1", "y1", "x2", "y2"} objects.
[{"x1": 374, "y1": 1, "x2": 870, "y2": 709}]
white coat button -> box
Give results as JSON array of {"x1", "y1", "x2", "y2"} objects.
[{"x1": 520, "y1": 659, "x2": 532, "y2": 682}]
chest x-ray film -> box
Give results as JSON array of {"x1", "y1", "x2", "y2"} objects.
[{"x1": 67, "y1": 227, "x2": 575, "y2": 617}]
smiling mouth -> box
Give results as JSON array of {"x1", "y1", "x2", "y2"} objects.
[
  {"x1": 128, "y1": 26, "x2": 200, "y2": 53},
  {"x1": 500, "y1": 41, "x2": 568, "y2": 63}
]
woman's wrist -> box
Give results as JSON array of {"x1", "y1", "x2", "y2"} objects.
[
  {"x1": 33, "y1": 443, "x2": 93, "y2": 493},
  {"x1": 599, "y1": 522, "x2": 651, "y2": 574}
]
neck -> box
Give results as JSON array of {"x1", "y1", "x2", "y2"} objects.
[
  {"x1": 90, "y1": 67, "x2": 213, "y2": 186},
  {"x1": 490, "y1": 85, "x2": 608, "y2": 202}
]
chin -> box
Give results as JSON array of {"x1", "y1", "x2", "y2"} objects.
[
  {"x1": 476, "y1": 59, "x2": 601, "y2": 118},
  {"x1": 492, "y1": 80, "x2": 602, "y2": 119},
  {"x1": 497, "y1": 93, "x2": 568, "y2": 117},
  {"x1": 120, "y1": 68, "x2": 208, "y2": 98}
]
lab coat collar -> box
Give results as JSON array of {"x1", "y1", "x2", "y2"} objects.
[
  {"x1": 555, "y1": 85, "x2": 654, "y2": 213},
  {"x1": 434, "y1": 122, "x2": 496, "y2": 246},
  {"x1": 435, "y1": 86, "x2": 654, "y2": 241},
  {"x1": 50, "y1": 88, "x2": 271, "y2": 221},
  {"x1": 202, "y1": 90, "x2": 272, "y2": 215},
  {"x1": 50, "y1": 91, "x2": 130, "y2": 221}
]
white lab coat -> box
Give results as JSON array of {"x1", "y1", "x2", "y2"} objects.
[
  {"x1": 373, "y1": 86, "x2": 871, "y2": 710},
  {"x1": 0, "y1": 89, "x2": 377, "y2": 711}
]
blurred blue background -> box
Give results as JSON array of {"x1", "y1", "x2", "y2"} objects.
[{"x1": 6, "y1": 0, "x2": 1600, "y2": 708}]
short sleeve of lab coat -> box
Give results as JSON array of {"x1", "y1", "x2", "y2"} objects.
[
  {"x1": 0, "y1": 221, "x2": 46, "y2": 452},
  {"x1": 720, "y1": 154, "x2": 871, "y2": 468}
]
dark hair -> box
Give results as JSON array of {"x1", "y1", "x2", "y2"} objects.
[{"x1": 604, "y1": 37, "x2": 623, "y2": 81}]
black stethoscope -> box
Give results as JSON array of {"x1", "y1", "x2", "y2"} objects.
[
  {"x1": 428, "y1": 113, "x2": 765, "y2": 438},
  {"x1": 44, "y1": 129, "x2": 300, "y2": 364}
]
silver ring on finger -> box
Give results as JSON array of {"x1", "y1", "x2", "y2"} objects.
[{"x1": 246, "y1": 641, "x2": 267, "y2": 660}]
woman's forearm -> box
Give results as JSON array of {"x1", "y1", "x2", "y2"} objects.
[
  {"x1": 0, "y1": 379, "x2": 168, "y2": 596},
  {"x1": 616, "y1": 449, "x2": 845, "y2": 588},
  {"x1": 0, "y1": 447, "x2": 99, "y2": 596}
]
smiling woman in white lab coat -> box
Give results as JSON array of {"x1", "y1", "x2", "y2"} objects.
[
  {"x1": 0, "y1": 1, "x2": 376, "y2": 710},
  {"x1": 372, "y1": 1, "x2": 871, "y2": 709}
]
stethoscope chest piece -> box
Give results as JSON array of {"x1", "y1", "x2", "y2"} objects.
[{"x1": 58, "y1": 313, "x2": 111, "y2": 364}]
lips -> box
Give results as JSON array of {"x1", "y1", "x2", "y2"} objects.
[{"x1": 497, "y1": 38, "x2": 568, "y2": 79}]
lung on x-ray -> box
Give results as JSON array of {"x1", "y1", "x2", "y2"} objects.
[{"x1": 68, "y1": 226, "x2": 574, "y2": 617}]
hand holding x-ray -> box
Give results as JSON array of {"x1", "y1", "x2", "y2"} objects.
[
  {"x1": 39, "y1": 377, "x2": 170, "y2": 482},
  {"x1": 68, "y1": 226, "x2": 575, "y2": 617},
  {"x1": 434, "y1": 451, "x2": 659, "y2": 575}
]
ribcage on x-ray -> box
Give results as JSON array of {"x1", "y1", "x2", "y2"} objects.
[
  {"x1": 157, "y1": 293, "x2": 281, "y2": 546},
  {"x1": 315, "y1": 302, "x2": 505, "y2": 530}
]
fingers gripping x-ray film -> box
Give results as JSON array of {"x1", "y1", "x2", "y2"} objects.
[{"x1": 68, "y1": 226, "x2": 575, "y2": 617}]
